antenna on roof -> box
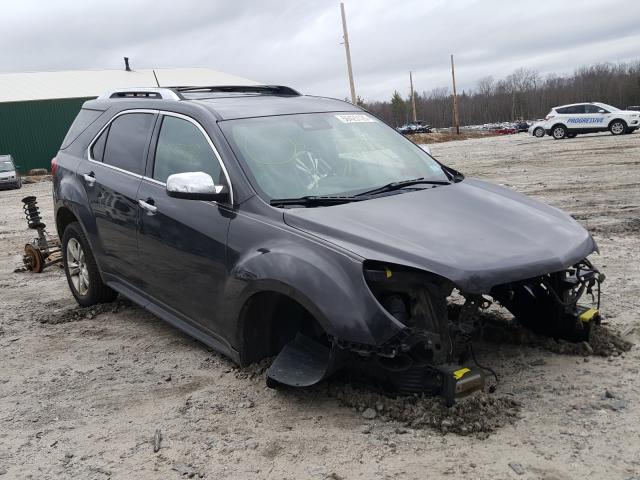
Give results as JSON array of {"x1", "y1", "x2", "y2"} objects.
[
  {"x1": 124, "y1": 57, "x2": 131, "y2": 72},
  {"x1": 152, "y1": 70, "x2": 160, "y2": 87}
]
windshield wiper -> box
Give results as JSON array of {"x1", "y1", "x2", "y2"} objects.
[
  {"x1": 354, "y1": 177, "x2": 451, "y2": 197},
  {"x1": 269, "y1": 195, "x2": 364, "y2": 207}
]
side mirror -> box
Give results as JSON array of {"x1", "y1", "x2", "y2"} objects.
[
  {"x1": 166, "y1": 172, "x2": 229, "y2": 202},
  {"x1": 418, "y1": 144, "x2": 432, "y2": 155},
  {"x1": 598, "y1": 109, "x2": 606, "y2": 113}
]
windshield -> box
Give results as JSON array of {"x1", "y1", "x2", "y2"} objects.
[
  {"x1": 219, "y1": 112, "x2": 450, "y2": 200},
  {"x1": 594, "y1": 102, "x2": 619, "y2": 111},
  {"x1": 0, "y1": 159, "x2": 15, "y2": 172}
]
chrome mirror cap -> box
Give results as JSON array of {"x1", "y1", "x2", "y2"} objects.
[{"x1": 166, "y1": 172, "x2": 228, "y2": 201}]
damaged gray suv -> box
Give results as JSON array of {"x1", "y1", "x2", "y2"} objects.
[{"x1": 53, "y1": 85, "x2": 603, "y2": 405}]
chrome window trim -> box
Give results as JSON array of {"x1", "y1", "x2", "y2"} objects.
[
  {"x1": 86, "y1": 108, "x2": 234, "y2": 204},
  {"x1": 156, "y1": 111, "x2": 234, "y2": 203},
  {"x1": 86, "y1": 108, "x2": 156, "y2": 178}
]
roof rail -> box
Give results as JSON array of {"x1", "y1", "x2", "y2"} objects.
[
  {"x1": 174, "y1": 85, "x2": 300, "y2": 96},
  {"x1": 97, "y1": 87, "x2": 183, "y2": 100}
]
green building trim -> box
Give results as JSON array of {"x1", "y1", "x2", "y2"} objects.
[{"x1": 0, "y1": 97, "x2": 93, "y2": 172}]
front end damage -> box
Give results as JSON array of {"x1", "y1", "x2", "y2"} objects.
[{"x1": 266, "y1": 259, "x2": 604, "y2": 406}]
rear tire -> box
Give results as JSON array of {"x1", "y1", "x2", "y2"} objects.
[
  {"x1": 534, "y1": 127, "x2": 544, "y2": 138},
  {"x1": 552, "y1": 125, "x2": 567, "y2": 140},
  {"x1": 62, "y1": 221, "x2": 117, "y2": 306},
  {"x1": 609, "y1": 120, "x2": 626, "y2": 136}
]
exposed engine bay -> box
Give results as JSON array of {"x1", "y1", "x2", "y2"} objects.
[{"x1": 267, "y1": 259, "x2": 604, "y2": 406}]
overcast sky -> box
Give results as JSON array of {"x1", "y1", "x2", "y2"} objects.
[{"x1": 2, "y1": 0, "x2": 639, "y2": 101}]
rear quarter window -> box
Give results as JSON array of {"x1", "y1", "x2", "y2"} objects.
[{"x1": 60, "y1": 109, "x2": 104, "y2": 149}]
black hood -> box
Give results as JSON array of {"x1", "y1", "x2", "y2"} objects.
[{"x1": 283, "y1": 178, "x2": 597, "y2": 293}]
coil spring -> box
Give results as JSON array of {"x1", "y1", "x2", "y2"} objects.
[{"x1": 22, "y1": 196, "x2": 43, "y2": 229}]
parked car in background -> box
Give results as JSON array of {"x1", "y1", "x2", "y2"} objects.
[
  {"x1": 514, "y1": 121, "x2": 529, "y2": 133},
  {"x1": 543, "y1": 102, "x2": 640, "y2": 139},
  {"x1": 397, "y1": 121, "x2": 432, "y2": 135},
  {"x1": 0, "y1": 154, "x2": 22, "y2": 189},
  {"x1": 529, "y1": 121, "x2": 546, "y2": 138},
  {"x1": 493, "y1": 125, "x2": 517, "y2": 135}
]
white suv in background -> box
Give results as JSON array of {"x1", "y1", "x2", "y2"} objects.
[{"x1": 543, "y1": 102, "x2": 640, "y2": 139}]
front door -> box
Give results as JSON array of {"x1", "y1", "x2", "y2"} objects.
[
  {"x1": 79, "y1": 111, "x2": 156, "y2": 285},
  {"x1": 583, "y1": 103, "x2": 608, "y2": 130},
  {"x1": 137, "y1": 113, "x2": 231, "y2": 334}
]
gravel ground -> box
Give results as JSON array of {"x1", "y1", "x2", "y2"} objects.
[{"x1": 1, "y1": 131, "x2": 639, "y2": 479}]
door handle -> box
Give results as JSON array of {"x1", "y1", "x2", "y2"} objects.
[
  {"x1": 83, "y1": 172, "x2": 96, "y2": 186},
  {"x1": 138, "y1": 199, "x2": 158, "y2": 215}
]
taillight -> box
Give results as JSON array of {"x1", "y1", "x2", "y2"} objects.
[{"x1": 51, "y1": 157, "x2": 58, "y2": 175}]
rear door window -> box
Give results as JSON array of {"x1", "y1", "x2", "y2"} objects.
[
  {"x1": 91, "y1": 126, "x2": 109, "y2": 162},
  {"x1": 563, "y1": 105, "x2": 585, "y2": 114},
  {"x1": 102, "y1": 113, "x2": 155, "y2": 175},
  {"x1": 152, "y1": 115, "x2": 221, "y2": 184}
]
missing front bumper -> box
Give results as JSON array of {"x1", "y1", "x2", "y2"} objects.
[{"x1": 266, "y1": 333, "x2": 485, "y2": 407}]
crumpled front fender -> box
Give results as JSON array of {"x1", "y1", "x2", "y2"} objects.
[{"x1": 222, "y1": 218, "x2": 406, "y2": 351}]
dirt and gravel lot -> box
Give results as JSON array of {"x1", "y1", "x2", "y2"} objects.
[{"x1": 1, "y1": 132, "x2": 639, "y2": 479}]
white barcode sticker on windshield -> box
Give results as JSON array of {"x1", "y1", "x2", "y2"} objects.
[{"x1": 335, "y1": 114, "x2": 376, "y2": 123}]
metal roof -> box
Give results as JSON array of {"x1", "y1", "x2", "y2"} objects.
[{"x1": 0, "y1": 68, "x2": 260, "y2": 103}]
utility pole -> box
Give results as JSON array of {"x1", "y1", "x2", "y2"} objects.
[
  {"x1": 409, "y1": 71, "x2": 417, "y2": 123},
  {"x1": 340, "y1": 2, "x2": 357, "y2": 105},
  {"x1": 450, "y1": 54, "x2": 460, "y2": 134}
]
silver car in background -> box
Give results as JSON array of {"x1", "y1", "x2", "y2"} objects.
[
  {"x1": 0, "y1": 154, "x2": 22, "y2": 189},
  {"x1": 529, "y1": 121, "x2": 545, "y2": 138}
]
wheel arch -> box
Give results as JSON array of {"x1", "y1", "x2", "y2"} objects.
[
  {"x1": 55, "y1": 205, "x2": 79, "y2": 238},
  {"x1": 608, "y1": 118, "x2": 628, "y2": 129},
  {"x1": 224, "y1": 245, "x2": 406, "y2": 365},
  {"x1": 236, "y1": 286, "x2": 329, "y2": 366}
]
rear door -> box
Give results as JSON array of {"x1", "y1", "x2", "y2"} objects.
[
  {"x1": 136, "y1": 112, "x2": 231, "y2": 334},
  {"x1": 564, "y1": 104, "x2": 586, "y2": 130},
  {"x1": 78, "y1": 110, "x2": 157, "y2": 285}
]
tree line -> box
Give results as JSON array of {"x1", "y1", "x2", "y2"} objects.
[{"x1": 360, "y1": 61, "x2": 640, "y2": 127}]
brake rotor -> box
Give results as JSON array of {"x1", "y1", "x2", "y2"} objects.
[{"x1": 24, "y1": 243, "x2": 44, "y2": 273}]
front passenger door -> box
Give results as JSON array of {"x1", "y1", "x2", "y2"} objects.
[
  {"x1": 137, "y1": 113, "x2": 231, "y2": 335},
  {"x1": 584, "y1": 104, "x2": 608, "y2": 129}
]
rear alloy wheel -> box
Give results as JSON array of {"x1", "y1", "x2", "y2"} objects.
[
  {"x1": 609, "y1": 120, "x2": 626, "y2": 135},
  {"x1": 552, "y1": 125, "x2": 567, "y2": 140},
  {"x1": 67, "y1": 238, "x2": 90, "y2": 297},
  {"x1": 62, "y1": 221, "x2": 117, "y2": 306},
  {"x1": 534, "y1": 127, "x2": 544, "y2": 138}
]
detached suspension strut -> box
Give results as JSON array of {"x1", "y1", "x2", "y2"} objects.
[{"x1": 21, "y1": 196, "x2": 62, "y2": 273}]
